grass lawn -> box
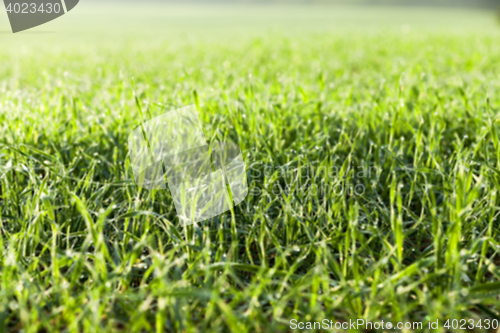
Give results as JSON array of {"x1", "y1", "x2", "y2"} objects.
[{"x1": 1, "y1": 2, "x2": 500, "y2": 332}]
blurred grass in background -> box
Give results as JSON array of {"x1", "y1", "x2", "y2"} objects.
[{"x1": 1, "y1": 3, "x2": 500, "y2": 332}]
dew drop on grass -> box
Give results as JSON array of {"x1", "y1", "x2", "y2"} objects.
[{"x1": 9, "y1": 301, "x2": 18, "y2": 310}]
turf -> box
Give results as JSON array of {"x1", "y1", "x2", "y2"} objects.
[{"x1": 1, "y1": 3, "x2": 500, "y2": 332}]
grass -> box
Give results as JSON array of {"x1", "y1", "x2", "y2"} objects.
[{"x1": 1, "y1": 3, "x2": 500, "y2": 332}]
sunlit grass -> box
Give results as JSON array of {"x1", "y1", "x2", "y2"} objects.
[{"x1": 1, "y1": 3, "x2": 500, "y2": 332}]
